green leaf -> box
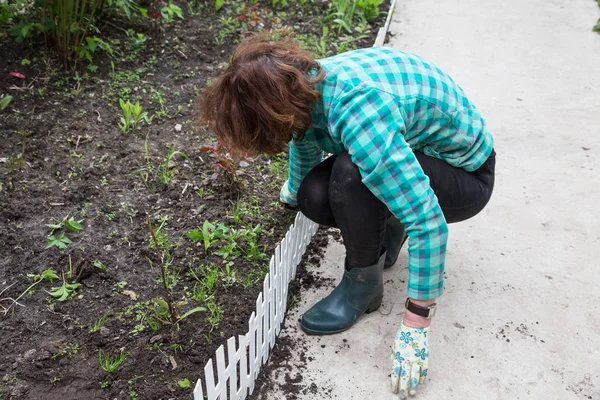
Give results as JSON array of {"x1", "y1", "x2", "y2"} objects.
[
  {"x1": 177, "y1": 378, "x2": 191, "y2": 388},
  {"x1": 48, "y1": 280, "x2": 81, "y2": 302},
  {"x1": 92, "y1": 259, "x2": 108, "y2": 271},
  {"x1": 63, "y1": 217, "x2": 83, "y2": 231},
  {"x1": 47, "y1": 223, "x2": 63, "y2": 230},
  {"x1": 594, "y1": 18, "x2": 600, "y2": 33},
  {"x1": 0, "y1": 95, "x2": 12, "y2": 110},
  {"x1": 215, "y1": 0, "x2": 224, "y2": 11},
  {"x1": 46, "y1": 233, "x2": 72, "y2": 249},
  {"x1": 185, "y1": 230, "x2": 204, "y2": 242},
  {"x1": 34, "y1": 269, "x2": 60, "y2": 282},
  {"x1": 179, "y1": 306, "x2": 206, "y2": 321}
]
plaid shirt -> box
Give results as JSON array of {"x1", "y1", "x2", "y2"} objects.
[{"x1": 282, "y1": 47, "x2": 494, "y2": 300}]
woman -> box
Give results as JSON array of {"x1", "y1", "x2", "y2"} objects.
[{"x1": 201, "y1": 35, "x2": 495, "y2": 398}]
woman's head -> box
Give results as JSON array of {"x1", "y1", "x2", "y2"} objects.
[{"x1": 200, "y1": 35, "x2": 325, "y2": 156}]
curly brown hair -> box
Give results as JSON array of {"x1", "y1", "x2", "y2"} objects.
[{"x1": 200, "y1": 35, "x2": 325, "y2": 156}]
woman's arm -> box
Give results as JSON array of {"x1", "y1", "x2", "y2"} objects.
[
  {"x1": 329, "y1": 86, "x2": 449, "y2": 301},
  {"x1": 282, "y1": 135, "x2": 324, "y2": 205}
]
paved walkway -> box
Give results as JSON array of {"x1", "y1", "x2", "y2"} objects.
[{"x1": 264, "y1": 0, "x2": 600, "y2": 398}]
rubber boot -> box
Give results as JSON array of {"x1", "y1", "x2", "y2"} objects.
[
  {"x1": 383, "y1": 216, "x2": 408, "y2": 269},
  {"x1": 300, "y1": 250, "x2": 386, "y2": 335}
]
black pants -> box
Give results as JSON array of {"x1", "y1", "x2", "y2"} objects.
[{"x1": 297, "y1": 150, "x2": 496, "y2": 269}]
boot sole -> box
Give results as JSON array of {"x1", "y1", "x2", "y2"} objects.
[{"x1": 300, "y1": 298, "x2": 383, "y2": 335}]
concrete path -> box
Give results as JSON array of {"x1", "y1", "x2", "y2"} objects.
[{"x1": 262, "y1": 0, "x2": 600, "y2": 399}]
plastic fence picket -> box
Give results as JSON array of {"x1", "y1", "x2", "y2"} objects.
[{"x1": 194, "y1": 212, "x2": 318, "y2": 400}]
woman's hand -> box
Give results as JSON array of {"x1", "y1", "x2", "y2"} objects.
[
  {"x1": 391, "y1": 323, "x2": 429, "y2": 398},
  {"x1": 391, "y1": 298, "x2": 434, "y2": 397},
  {"x1": 279, "y1": 180, "x2": 298, "y2": 208}
]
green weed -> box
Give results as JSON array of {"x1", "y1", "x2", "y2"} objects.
[
  {"x1": 89, "y1": 314, "x2": 109, "y2": 333},
  {"x1": 47, "y1": 272, "x2": 81, "y2": 302},
  {"x1": 118, "y1": 99, "x2": 150, "y2": 134},
  {"x1": 98, "y1": 349, "x2": 127, "y2": 373},
  {"x1": 186, "y1": 221, "x2": 229, "y2": 252},
  {"x1": 158, "y1": 144, "x2": 190, "y2": 184},
  {"x1": 356, "y1": 0, "x2": 383, "y2": 23},
  {"x1": 52, "y1": 342, "x2": 79, "y2": 360}
]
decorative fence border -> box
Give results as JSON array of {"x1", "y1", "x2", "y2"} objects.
[
  {"x1": 193, "y1": 1, "x2": 397, "y2": 398},
  {"x1": 193, "y1": 213, "x2": 318, "y2": 399}
]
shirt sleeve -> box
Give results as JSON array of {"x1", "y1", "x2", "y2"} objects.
[
  {"x1": 329, "y1": 87, "x2": 449, "y2": 300},
  {"x1": 285, "y1": 132, "x2": 325, "y2": 204}
]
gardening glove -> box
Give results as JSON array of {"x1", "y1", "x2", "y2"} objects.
[
  {"x1": 391, "y1": 323, "x2": 429, "y2": 398},
  {"x1": 279, "y1": 179, "x2": 298, "y2": 208}
]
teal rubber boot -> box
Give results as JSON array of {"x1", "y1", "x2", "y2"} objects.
[
  {"x1": 300, "y1": 251, "x2": 386, "y2": 335},
  {"x1": 383, "y1": 216, "x2": 408, "y2": 269}
]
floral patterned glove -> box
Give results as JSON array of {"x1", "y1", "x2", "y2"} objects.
[
  {"x1": 391, "y1": 323, "x2": 429, "y2": 398},
  {"x1": 279, "y1": 179, "x2": 297, "y2": 207}
]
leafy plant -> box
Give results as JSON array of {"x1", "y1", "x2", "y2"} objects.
[
  {"x1": 98, "y1": 349, "x2": 127, "y2": 373},
  {"x1": 46, "y1": 232, "x2": 73, "y2": 249},
  {"x1": 160, "y1": 1, "x2": 183, "y2": 23},
  {"x1": 39, "y1": 0, "x2": 104, "y2": 69},
  {"x1": 327, "y1": 0, "x2": 357, "y2": 33},
  {"x1": 1, "y1": 269, "x2": 59, "y2": 315},
  {"x1": 105, "y1": 0, "x2": 147, "y2": 20},
  {"x1": 0, "y1": 94, "x2": 12, "y2": 110},
  {"x1": 46, "y1": 216, "x2": 83, "y2": 249},
  {"x1": 356, "y1": 0, "x2": 383, "y2": 23},
  {"x1": 200, "y1": 139, "x2": 248, "y2": 190},
  {"x1": 47, "y1": 272, "x2": 81, "y2": 302},
  {"x1": 118, "y1": 99, "x2": 150, "y2": 134},
  {"x1": 186, "y1": 221, "x2": 229, "y2": 251}
]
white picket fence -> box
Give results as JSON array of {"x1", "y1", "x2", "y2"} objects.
[{"x1": 193, "y1": 212, "x2": 318, "y2": 400}]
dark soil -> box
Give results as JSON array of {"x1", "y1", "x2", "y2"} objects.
[{"x1": 0, "y1": 2, "x2": 387, "y2": 399}]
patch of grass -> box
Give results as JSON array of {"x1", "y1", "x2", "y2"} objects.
[{"x1": 98, "y1": 349, "x2": 127, "y2": 373}]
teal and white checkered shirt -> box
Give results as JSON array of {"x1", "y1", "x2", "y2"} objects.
[{"x1": 282, "y1": 47, "x2": 494, "y2": 300}]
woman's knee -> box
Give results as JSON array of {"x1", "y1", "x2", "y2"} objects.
[
  {"x1": 329, "y1": 151, "x2": 363, "y2": 205},
  {"x1": 297, "y1": 176, "x2": 329, "y2": 214}
]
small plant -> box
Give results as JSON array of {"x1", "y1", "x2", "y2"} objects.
[
  {"x1": 186, "y1": 220, "x2": 229, "y2": 252},
  {"x1": 46, "y1": 217, "x2": 83, "y2": 249},
  {"x1": 160, "y1": 1, "x2": 183, "y2": 23},
  {"x1": 118, "y1": 99, "x2": 150, "y2": 134},
  {"x1": 1, "y1": 269, "x2": 59, "y2": 315},
  {"x1": 47, "y1": 272, "x2": 81, "y2": 302},
  {"x1": 158, "y1": 144, "x2": 190, "y2": 184},
  {"x1": 0, "y1": 94, "x2": 12, "y2": 110},
  {"x1": 327, "y1": 0, "x2": 357, "y2": 33},
  {"x1": 356, "y1": 0, "x2": 383, "y2": 23},
  {"x1": 200, "y1": 138, "x2": 248, "y2": 190},
  {"x1": 98, "y1": 349, "x2": 127, "y2": 373},
  {"x1": 52, "y1": 342, "x2": 79, "y2": 360},
  {"x1": 89, "y1": 314, "x2": 109, "y2": 333}
]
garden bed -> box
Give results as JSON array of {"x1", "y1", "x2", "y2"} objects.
[{"x1": 0, "y1": 1, "x2": 388, "y2": 399}]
